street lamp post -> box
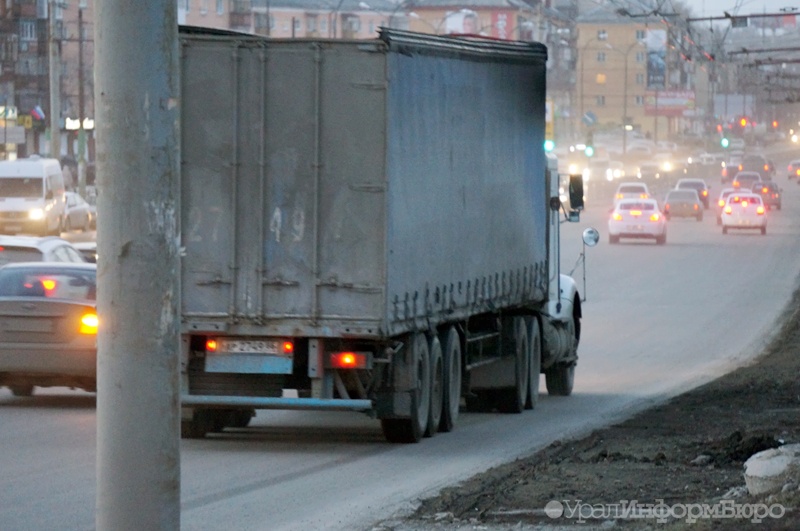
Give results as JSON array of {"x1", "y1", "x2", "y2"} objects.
[
  {"x1": 607, "y1": 41, "x2": 644, "y2": 155},
  {"x1": 579, "y1": 37, "x2": 603, "y2": 133}
]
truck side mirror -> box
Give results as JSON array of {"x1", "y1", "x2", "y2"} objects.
[{"x1": 569, "y1": 174, "x2": 584, "y2": 211}]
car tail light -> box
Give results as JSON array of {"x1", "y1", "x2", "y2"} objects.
[
  {"x1": 702, "y1": 190, "x2": 708, "y2": 197},
  {"x1": 693, "y1": 204, "x2": 699, "y2": 211},
  {"x1": 616, "y1": 193, "x2": 624, "y2": 199},
  {"x1": 796, "y1": 169, "x2": 800, "y2": 176},
  {"x1": 282, "y1": 341, "x2": 294, "y2": 354},
  {"x1": 664, "y1": 203, "x2": 670, "y2": 211},
  {"x1": 718, "y1": 199, "x2": 725, "y2": 207},
  {"x1": 328, "y1": 351, "x2": 370, "y2": 369},
  {"x1": 764, "y1": 164, "x2": 770, "y2": 172},
  {"x1": 630, "y1": 210, "x2": 642, "y2": 216},
  {"x1": 206, "y1": 339, "x2": 218, "y2": 352},
  {"x1": 79, "y1": 312, "x2": 99, "y2": 335},
  {"x1": 742, "y1": 200, "x2": 749, "y2": 207},
  {"x1": 761, "y1": 187, "x2": 768, "y2": 193},
  {"x1": 733, "y1": 181, "x2": 740, "y2": 188},
  {"x1": 757, "y1": 206, "x2": 765, "y2": 215},
  {"x1": 640, "y1": 193, "x2": 648, "y2": 199},
  {"x1": 738, "y1": 164, "x2": 744, "y2": 171},
  {"x1": 649, "y1": 213, "x2": 661, "y2": 222},
  {"x1": 724, "y1": 205, "x2": 732, "y2": 214},
  {"x1": 612, "y1": 212, "x2": 623, "y2": 221}
]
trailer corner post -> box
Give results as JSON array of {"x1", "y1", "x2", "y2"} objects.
[{"x1": 95, "y1": 2, "x2": 181, "y2": 530}]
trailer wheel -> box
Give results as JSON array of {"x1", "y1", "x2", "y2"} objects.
[
  {"x1": 525, "y1": 317, "x2": 542, "y2": 410},
  {"x1": 439, "y1": 326, "x2": 462, "y2": 433},
  {"x1": 425, "y1": 335, "x2": 443, "y2": 437},
  {"x1": 381, "y1": 332, "x2": 430, "y2": 443},
  {"x1": 9, "y1": 385, "x2": 34, "y2": 397},
  {"x1": 545, "y1": 316, "x2": 577, "y2": 396},
  {"x1": 496, "y1": 317, "x2": 528, "y2": 413}
]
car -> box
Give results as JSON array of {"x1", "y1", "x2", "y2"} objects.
[
  {"x1": 675, "y1": 178, "x2": 710, "y2": 209},
  {"x1": 613, "y1": 182, "x2": 650, "y2": 207},
  {"x1": 0, "y1": 262, "x2": 97, "y2": 396},
  {"x1": 605, "y1": 160, "x2": 626, "y2": 181},
  {"x1": 721, "y1": 192, "x2": 766, "y2": 235},
  {"x1": 637, "y1": 161, "x2": 661, "y2": 180},
  {"x1": 732, "y1": 171, "x2": 763, "y2": 191},
  {"x1": 72, "y1": 241, "x2": 97, "y2": 263},
  {"x1": 788, "y1": 159, "x2": 800, "y2": 180},
  {"x1": 63, "y1": 191, "x2": 95, "y2": 232},
  {"x1": 0, "y1": 235, "x2": 88, "y2": 266},
  {"x1": 663, "y1": 189, "x2": 703, "y2": 221},
  {"x1": 751, "y1": 181, "x2": 782, "y2": 210},
  {"x1": 735, "y1": 153, "x2": 775, "y2": 180},
  {"x1": 720, "y1": 154, "x2": 745, "y2": 183},
  {"x1": 728, "y1": 138, "x2": 746, "y2": 150},
  {"x1": 607, "y1": 198, "x2": 666, "y2": 245},
  {"x1": 715, "y1": 187, "x2": 738, "y2": 225}
]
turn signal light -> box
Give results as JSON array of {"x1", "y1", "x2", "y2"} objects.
[
  {"x1": 206, "y1": 339, "x2": 218, "y2": 352},
  {"x1": 724, "y1": 206, "x2": 732, "y2": 214},
  {"x1": 79, "y1": 313, "x2": 99, "y2": 335},
  {"x1": 283, "y1": 341, "x2": 294, "y2": 354},
  {"x1": 757, "y1": 206, "x2": 765, "y2": 215},
  {"x1": 718, "y1": 199, "x2": 725, "y2": 207},
  {"x1": 612, "y1": 212, "x2": 623, "y2": 221},
  {"x1": 649, "y1": 213, "x2": 661, "y2": 222}
]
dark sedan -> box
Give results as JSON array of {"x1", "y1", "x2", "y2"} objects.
[{"x1": 751, "y1": 181, "x2": 782, "y2": 210}]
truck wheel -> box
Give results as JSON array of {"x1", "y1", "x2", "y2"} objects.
[
  {"x1": 439, "y1": 326, "x2": 462, "y2": 433},
  {"x1": 425, "y1": 335, "x2": 444, "y2": 437},
  {"x1": 496, "y1": 317, "x2": 528, "y2": 413},
  {"x1": 381, "y1": 332, "x2": 430, "y2": 443},
  {"x1": 9, "y1": 385, "x2": 34, "y2": 397},
  {"x1": 545, "y1": 315, "x2": 577, "y2": 396},
  {"x1": 228, "y1": 409, "x2": 255, "y2": 428},
  {"x1": 545, "y1": 363, "x2": 575, "y2": 396},
  {"x1": 525, "y1": 317, "x2": 541, "y2": 410},
  {"x1": 181, "y1": 409, "x2": 214, "y2": 439}
]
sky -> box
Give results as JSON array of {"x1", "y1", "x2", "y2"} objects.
[{"x1": 693, "y1": 0, "x2": 792, "y2": 17}]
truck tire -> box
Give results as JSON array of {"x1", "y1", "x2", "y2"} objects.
[
  {"x1": 545, "y1": 316, "x2": 577, "y2": 396},
  {"x1": 181, "y1": 409, "x2": 215, "y2": 439},
  {"x1": 496, "y1": 317, "x2": 528, "y2": 413},
  {"x1": 439, "y1": 326, "x2": 462, "y2": 433},
  {"x1": 228, "y1": 409, "x2": 255, "y2": 428},
  {"x1": 381, "y1": 332, "x2": 430, "y2": 443},
  {"x1": 425, "y1": 335, "x2": 444, "y2": 437},
  {"x1": 9, "y1": 384, "x2": 34, "y2": 397},
  {"x1": 525, "y1": 317, "x2": 542, "y2": 410}
]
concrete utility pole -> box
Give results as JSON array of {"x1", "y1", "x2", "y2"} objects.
[
  {"x1": 77, "y1": 6, "x2": 86, "y2": 198},
  {"x1": 95, "y1": 1, "x2": 181, "y2": 530},
  {"x1": 48, "y1": 0, "x2": 60, "y2": 159}
]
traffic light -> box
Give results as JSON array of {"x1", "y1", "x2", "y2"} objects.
[
  {"x1": 739, "y1": 117, "x2": 748, "y2": 128},
  {"x1": 772, "y1": 120, "x2": 779, "y2": 129},
  {"x1": 721, "y1": 137, "x2": 730, "y2": 148},
  {"x1": 544, "y1": 139, "x2": 555, "y2": 152},
  {"x1": 585, "y1": 145, "x2": 594, "y2": 157}
]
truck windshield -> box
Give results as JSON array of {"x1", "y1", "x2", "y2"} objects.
[{"x1": 0, "y1": 177, "x2": 43, "y2": 198}]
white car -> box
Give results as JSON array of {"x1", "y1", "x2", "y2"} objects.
[
  {"x1": 613, "y1": 182, "x2": 650, "y2": 207},
  {"x1": 608, "y1": 198, "x2": 666, "y2": 245},
  {"x1": 64, "y1": 191, "x2": 95, "y2": 232},
  {"x1": 721, "y1": 193, "x2": 766, "y2": 235}
]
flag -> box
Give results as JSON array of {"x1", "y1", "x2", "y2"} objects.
[{"x1": 31, "y1": 105, "x2": 45, "y2": 120}]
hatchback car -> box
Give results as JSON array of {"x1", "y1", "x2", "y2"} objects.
[
  {"x1": 675, "y1": 178, "x2": 710, "y2": 209},
  {"x1": 0, "y1": 262, "x2": 97, "y2": 396},
  {"x1": 608, "y1": 198, "x2": 666, "y2": 245},
  {"x1": 751, "y1": 181, "x2": 782, "y2": 210},
  {"x1": 731, "y1": 171, "x2": 763, "y2": 191},
  {"x1": 721, "y1": 193, "x2": 766, "y2": 235},
  {"x1": 0, "y1": 235, "x2": 87, "y2": 266},
  {"x1": 715, "y1": 188, "x2": 738, "y2": 225},
  {"x1": 663, "y1": 189, "x2": 703, "y2": 221},
  {"x1": 613, "y1": 182, "x2": 650, "y2": 207}
]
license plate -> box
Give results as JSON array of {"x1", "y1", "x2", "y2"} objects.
[
  {"x1": 216, "y1": 339, "x2": 281, "y2": 354},
  {"x1": 1, "y1": 317, "x2": 53, "y2": 333},
  {"x1": 626, "y1": 225, "x2": 644, "y2": 231}
]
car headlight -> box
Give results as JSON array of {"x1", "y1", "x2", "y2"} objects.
[
  {"x1": 793, "y1": 134, "x2": 798, "y2": 143},
  {"x1": 568, "y1": 163, "x2": 579, "y2": 174},
  {"x1": 28, "y1": 208, "x2": 45, "y2": 220},
  {"x1": 662, "y1": 162, "x2": 673, "y2": 172}
]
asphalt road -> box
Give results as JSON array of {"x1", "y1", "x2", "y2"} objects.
[{"x1": 2, "y1": 145, "x2": 800, "y2": 531}]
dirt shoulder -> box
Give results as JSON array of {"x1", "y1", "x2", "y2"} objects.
[{"x1": 380, "y1": 290, "x2": 800, "y2": 530}]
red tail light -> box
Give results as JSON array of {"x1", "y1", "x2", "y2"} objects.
[
  {"x1": 612, "y1": 212, "x2": 623, "y2": 221},
  {"x1": 329, "y1": 351, "x2": 369, "y2": 369},
  {"x1": 80, "y1": 313, "x2": 99, "y2": 335},
  {"x1": 724, "y1": 205, "x2": 732, "y2": 214},
  {"x1": 757, "y1": 206, "x2": 765, "y2": 215},
  {"x1": 718, "y1": 199, "x2": 725, "y2": 207},
  {"x1": 649, "y1": 213, "x2": 661, "y2": 222},
  {"x1": 702, "y1": 190, "x2": 708, "y2": 197},
  {"x1": 283, "y1": 341, "x2": 294, "y2": 354},
  {"x1": 206, "y1": 339, "x2": 218, "y2": 352}
]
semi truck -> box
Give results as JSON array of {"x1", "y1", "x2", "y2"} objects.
[{"x1": 179, "y1": 27, "x2": 590, "y2": 443}]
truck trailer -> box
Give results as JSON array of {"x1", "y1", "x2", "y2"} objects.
[{"x1": 179, "y1": 28, "x2": 586, "y2": 443}]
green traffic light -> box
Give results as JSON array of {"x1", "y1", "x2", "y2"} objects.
[
  {"x1": 721, "y1": 137, "x2": 729, "y2": 148},
  {"x1": 544, "y1": 140, "x2": 555, "y2": 152},
  {"x1": 585, "y1": 146, "x2": 594, "y2": 157}
]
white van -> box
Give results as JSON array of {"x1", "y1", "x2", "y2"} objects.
[{"x1": 0, "y1": 156, "x2": 66, "y2": 236}]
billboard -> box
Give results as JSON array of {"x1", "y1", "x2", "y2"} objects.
[
  {"x1": 646, "y1": 29, "x2": 667, "y2": 90},
  {"x1": 644, "y1": 90, "x2": 695, "y2": 117}
]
